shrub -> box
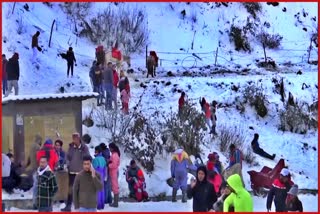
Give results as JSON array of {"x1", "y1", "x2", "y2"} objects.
[
  {"x1": 241, "y1": 146, "x2": 256, "y2": 166},
  {"x1": 242, "y1": 2, "x2": 262, "y2": 19},
  {"x1": 257, "y1": 32, "x2": 283, "y2": 62},
  {"x1": 218, "y1": 124, "x2": 246, "y2": 153},
  {"x1": 279, "y1": 101, "x2": 318, "y2": 134},
  {"x1": 243, "y1": 83, "x2": 268, "y2": 117},
  {"x1": 229, "y1": 25, "x2": 251, "y2": 52}
]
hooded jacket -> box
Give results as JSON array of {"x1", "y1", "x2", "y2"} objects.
[
  {"x1": 187, "y1": 166, "x2": 217, "y2": 212},
  {"x1": 6, "y1": 55, "x2": 20, "y2": 81},
  {"x1": 267, "y1": 178, "x2": 294, "y2": 212},
  {"x1": 223, "y1": 174, "x2": 253, "y2": 212}
]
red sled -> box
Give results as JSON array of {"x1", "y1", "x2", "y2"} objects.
[
  {"x1": 247, "y1": 159, "x2": 286, "y2": 196},
  {"x1": 112, "y1": 47, "x2": 122, "y2": 60}
]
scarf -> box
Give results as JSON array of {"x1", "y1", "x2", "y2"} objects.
[{"x1": 37, "y1": 165, "x2": 50, "y2": 176}]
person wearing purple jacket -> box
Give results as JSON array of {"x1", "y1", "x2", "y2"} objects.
[
  {"x1": 92, "y1": 146, "x2": 106, "y2": 210},
  {"x1": 99, "y1": 143, "x2": 112, "y2": 204},
  {"x1": 170, "y1": 148, "x2": 195, "y2": 203}
]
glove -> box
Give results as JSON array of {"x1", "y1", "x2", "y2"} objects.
[{"x1": 37, "y1": 47, "x2": 42, "y2": 52}]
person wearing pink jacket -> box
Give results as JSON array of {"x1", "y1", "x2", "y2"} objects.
[
  {"x1": 108, "y1": 143, "x2": 120, "y2": 208},
  {"x1": 120, "y1": 88, "x2": 130, "y2": 115}
]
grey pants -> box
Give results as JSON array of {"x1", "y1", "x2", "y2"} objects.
[{"x1": 5, "y1": 80, "x2": 19, "y2": 96}]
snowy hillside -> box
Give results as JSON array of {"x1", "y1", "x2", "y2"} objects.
[{"x1": 2, "y1": 2, "x2": 318, "y2": 211}]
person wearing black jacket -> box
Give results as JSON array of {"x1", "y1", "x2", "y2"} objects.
[
  {"x1": 4, "y1": 53, "x2": 20, "y2": 97},
  {"x1": 187, "y1": 165, "x2": 217, "y2": 212},
  {"x1": 66, "y1": 47, "x2": 76, "y2": 77},
  {"x1": 251, "y1": 133, "x2": 275, "y2": 160}
]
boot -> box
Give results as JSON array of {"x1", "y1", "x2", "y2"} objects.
[
  {"x1": 172, "y1": 189, "x2": 178, "y2": 202},
  {"x1": 181, "y1": 190, "x2": 187, "y2": 203},
  {"x1": 61, "y1": 195, "x2": 72, "y2": 212},
  {"x1": 110, "y1": 194, "x2": 119, "y2": 208},
  {"x1": 272, "y1": 154, "x2": 276, "y2": 160}
]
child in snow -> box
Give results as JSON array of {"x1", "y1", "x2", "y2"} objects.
[
  {"x1": 133, "y1": 169, "x2": 149, "y2": 202},
  {"x1": 286, "y1": 184, "x2": 303, "y2": 212},
  {"x1": 120, "y1": 88, "x2": 130, "y2": 115}
]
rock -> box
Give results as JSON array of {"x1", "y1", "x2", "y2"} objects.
[
  {"x1": 167, "y1": 71, "x2": 174, "y2": 77},
  {"x1": 297, "y1": 70, "x2": 302, "y2": 75},
  {"x1": 282, "y1": 7, "x2": 287, "y2": 12}
]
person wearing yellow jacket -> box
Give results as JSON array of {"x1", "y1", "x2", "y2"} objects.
[{"x1": 223, "y1": 174, "x2": 253, "y2": 212}]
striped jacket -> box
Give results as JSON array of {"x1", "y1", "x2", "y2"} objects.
[{"x1": 37, "y1": 166, "x2": 58, "y2": 208}]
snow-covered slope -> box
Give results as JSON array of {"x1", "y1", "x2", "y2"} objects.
[{"x1": 2, "y1": 2, "x2": 318, "y2": 210}]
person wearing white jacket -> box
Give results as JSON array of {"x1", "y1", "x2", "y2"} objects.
[{"x1": 2, "y1": 153, "x2": 11, "y2": 178}]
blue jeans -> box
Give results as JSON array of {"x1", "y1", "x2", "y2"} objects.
[
  {"x1": 79, "y1": 207, "x2": 97, "y2": 212},
  {"x1": 94, "y1": 84, "x2": 104, "y2": 105},
  {"x1": 104, "y1": 179, "x2": 112, "y2": 204},
  {"x1": 104, "y1": 83, "x2": 113, "y2": 110},
  {"x1": 2, "y1": 79, "x2": 8, "y2": 95}
]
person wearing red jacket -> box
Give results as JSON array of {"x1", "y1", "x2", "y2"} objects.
[
  {"x1": 200, "y1": 97, "x2": 214, "y2": 133},
  {"x1": 133, "y1": 169, "x2": 149, "y2": 202},
  {"x1": 112, "y1": 65, "x2": 119, "y2": 109},
  {"x1": 178, "y1": 92, "x2": 186, "y2": 117},
  {"x1": 36, "y1": 139, "x2": 59, "y2": 171}
]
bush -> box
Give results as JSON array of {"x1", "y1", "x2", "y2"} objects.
[
  {"x1": 243, "y1": 83, "x2": 268, "y2": 117},
  {"x1": 257, "y1": 32, "x2": 283, "y2": 49},
  {"x1": 279, "y1": 102, "x2": 318, "y2": 134},
  {"x1": 161, "y1": 101, "x2": 207, "y2": 156},
  {"x1": 242, "y1": 2, "x2": 262, "y2": 19},
  {"x1": 218, "y1": 124, "x2": 246, "y2": 153},
  {"x1": 229, "y1": 25, "x2": 251, "y2": 52},
  {"x1": 79, "y1": 4, "x2": 149, "y2": 55},
  {"x1": 241, "y1": 146, "x2": 256, "y2": 166}
]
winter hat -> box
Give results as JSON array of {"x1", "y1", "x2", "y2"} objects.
[
  {"x1": 44, "y1": 138, "x2": 53, "y2": 145},
  {"x1": 130, "y1": 159, "x2": 136, "y2": 166},
  {"x1": 137, "y1": 169, "x2": 144, "y2": 178},
  {"x1": 288, "y1": 184, "x2": 299, "y2": 196},
  {"x1": 99, "y1": 143, "x2": 107, "y2": 151},
  {"x1": 208, "y1": 153, "x2": 216, "y2": 161},
  {"x1": 280, "y1": 168, "x2": 290, "y2": 177},
  {"x1": 12, "y1": 52, "x2": 19, "y2": 60},
  {"x1": 213, "y1": 152, "x2": 220, "y2": 160}
]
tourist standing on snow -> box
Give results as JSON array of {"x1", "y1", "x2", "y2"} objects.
[
  {"x1": 66, "y1": 47, "x2": 77, "y2": 78},
  {"x1": 112, "y1": 64, "x2": 119, "y2": 109},
  {"x1": 199, "y1": 97, "x2": 215, "y2": 134},
  {"x1": 223, "y1": 144, "x2": 244, "y2": 185},
  {"x1": 206, "y1": 157, "x2": 223, "y2": 194},
  {"x1": 99, "y1": 143, "x2": 112, "y2": 204},
  {"x1": 223, "y1": 174, "x2": 253, "y2": 212},
  {"x1": 36, "y1": 156, "x2": 58, "y2": 212},
  {"x1": 103, "y1": 62, "x2": 114, "y2": 110},
  {"x1": 120, "y1": 86, "x2": 130, "y2": 115},
  {"x1": 2, "y1": 54, "x2": 8, "y2": 95},
  {"x1": 36, "y1": 139, "x2": 59, "y2": 171},
  {"x1": 61, "y1": 133, "x2": 90, "y2": 212},
  {"x1": 126, "y1": 160, "x2": 140, "y2": 198},
  {"x1": 93, "y1": 63, "x2": 104, "y2": 106},
  {"x1": 4, "y1": 53, "x2": 20, "y2": 97},
  {"x1": 31, "y1": 31, "x2": 41, "y2": 63},
  {"x1": 108, "y1": 143, "x2": 120, "y2": 207},
  {"x1": 251, "y1": 133, "x2": 276, "y2": 160},
  {"x1": 89, "y1": 60, "x2": 97, "y2": 91},
  {"x1": 171, "y1": 148, "x2": 195, "y2": 203},
  {"x1": 267, "y1": 168, "x2": 294, "y2": 212},
  {"x1": 210, "y1": 100, "x2": 218, "y2": 135},
  {"x1": 178, "y1": 92, "x2": 186, "y2": 118},
  {"x1": 92, "y1": 146, "x2": 107, "y2": 210},
  {"x1": 187, "y1": 165, "x2": 217, "y2": 212},
  {"x1": 285, "y1": 184, "x2": 303, "y2": 212},
  {"x1": 73, "y1": 155, "x2": 103, "y2": 212}
]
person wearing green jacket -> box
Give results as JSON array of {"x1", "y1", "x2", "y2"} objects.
[{"x1": 223, "y1": 174, "x2": 253, "y2": 212}]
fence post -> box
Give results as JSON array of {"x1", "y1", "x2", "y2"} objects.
[
  {"x1": 12, "y1": 2, "x2": 16, "y2": 14},
  {"x1": 146, "y1": 45, "x2": 148, "y2": 68},
  {"x1": 307, "y1": 38, "x2": 313, "y2": 63},
  {"x1": 214, "y1": 47, "x2": 218, "y2": 66},
  {"x1": 48, "y1": 19, "x2": 56, "y2": 48}
]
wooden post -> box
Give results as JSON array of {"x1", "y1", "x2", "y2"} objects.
[
  {"x1": 12, "y1": 2, "x2": 16, "y2": 14},
  {"x1": 307, "y1": 38, "x2": 313, "y2": 63},
  {"x1": 160, "y1": 59, "x2": 162, "y2": 67},
  {"x1": 214, "y1": 47, "x2": 218, "y2": 66},
  {"x1": 146, "y1": 45, "x2": 148, "y2": 68},
  {"x1": 48, "y1": 19, "x2": 56, "y2": 48},
  {"x1": 263, "y1": 43, "x2": 267, "y2": 63}
]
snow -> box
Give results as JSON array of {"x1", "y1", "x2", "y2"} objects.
[{"x1": 2, "y1": 2, "x2": 318, "y2": 211}]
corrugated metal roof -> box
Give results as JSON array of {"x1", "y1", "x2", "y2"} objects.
[{"x1": 2, "y1": 92, "x2": 99, "y2": 104}]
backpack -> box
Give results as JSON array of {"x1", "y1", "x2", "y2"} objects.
[{"x1": 60, "y1": 53, "x2": 67, "y2": 60}]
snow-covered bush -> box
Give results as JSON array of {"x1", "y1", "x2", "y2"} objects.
[
  {"x1": 229, "y1": 25, "x2": 251, "y2": 52},
  {"x1": 241, "y1": 146, "x2": 256, "y2": 166},
  {"x1": 79, "y1": 4, "x2": 149, "y2": 55},
  {"x1": 279, "y1": 102, "x2": 318, "y2": 134},
  {"x1": 218, "y1": 124, "x2": 246, "y2": 153},
  {"x1": 243, "y1": 83, "x2": 268, "y2": 117},
  {"x1": 257, "y1": 32, "x2": 283, "y2": 62},
  {"x1": 242, "y1": 2, "x2": 262, "y2": 19},
  {"x1": 161, "y1": 101, "x2": 207, "y2": 156}
]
